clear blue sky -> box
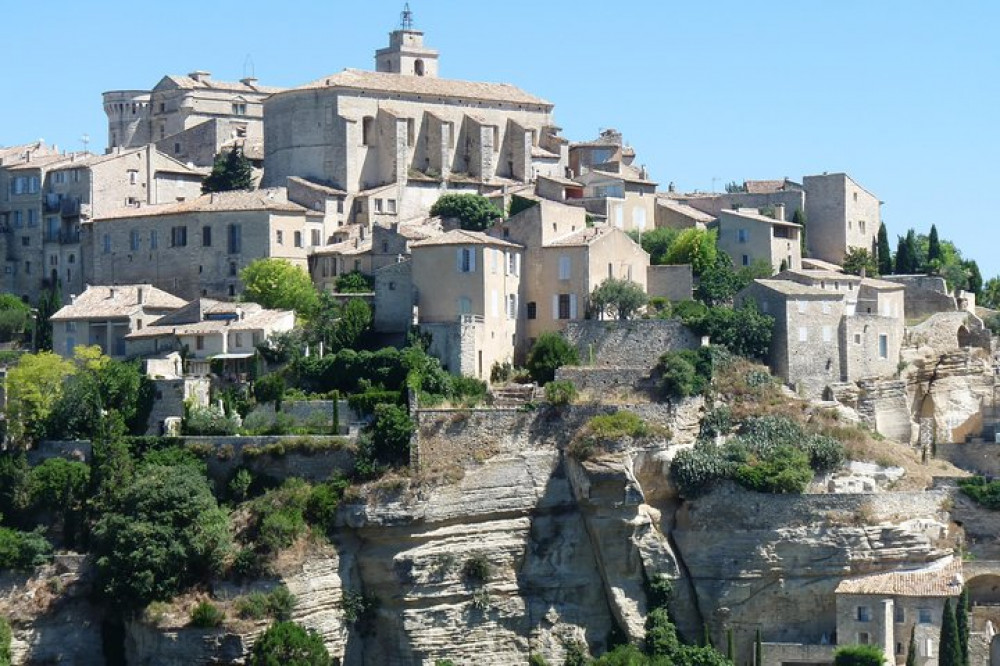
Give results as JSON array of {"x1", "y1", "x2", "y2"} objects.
[{"x1": 3, "y1": 1, "x2": 998, "y2": 278}]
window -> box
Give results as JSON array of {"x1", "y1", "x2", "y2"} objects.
[
  {"x1": 742, "y1": 254, "x2": 749, "y2": 266},
  {"x1": 822, "y1": 326, "x2": 832, "y2": 342},
  {"x1": 196, "y1": 336, "x2": 204, "y2": 351},
  {"x1": 798, "y1": 326, "x2": 807, "y2": 342},
  {"x1": 234, "y1": 332, "x2": 243, "y2": 347},
  {"x1": 387, "y1": 199, "x2": 397, "y2": 214},
  {"x1": 276, "y1": 230, "x2": 284, "y2": 245},
  {"x1": 822, "y1": 302, "x2": 831, "y2": 314},
  {"x1": 294, "y1": 231, "x2": 302, "y2": 248},
  {"x1": 797, "y1": 300, "x2": 806, "y2": 314},
  {"x1": 174, "y1": 142, "x2": 181, "y2": 154},
  {"x1": 27, "y1": 210, "x2": 37, "y2": 227},
  {"x1": 508, "y1": 294, "x2": 517, "y2": 320},
  {"x1": 54, "y1": 172, "x2": 65, "y2": 185},
  {"x1": 12, "y1": 211, "x2": 22, "y2": 228},
  {"x1": 857, "y1": 606, "x2": 871, "y2": 622},
  {"x1": 128, "y1": 170, "x2": 138, "y2": 185},
  {"x1": 170, "y1": 226, "x2": 187, "y2": 247},
  {"x1": 858, "y1": 632, "x2": 870, "y2": 645},
  {"x1": 457, "y1": 296, "x2": 472, "y2": 314},
  {"x1": 229, "y1": 261, "x2": 237, "y2": 277},
  {"x1": 24, "y1": 261, "x2": 30, "y2": 274},
  {"x1": 130, "y1": 229, "x2": 140, "y2": 251},
  {"x1": 312, "y1": 229, "x2": 321, "y2": 246},
  {"x1": 895, "y1": 606, "x2": 905, "y2": 624},
  {"x1": 558, "y1": 255, "x2": 571, "y2": 280},
  {"x1": 232, "y1": 102, "x2": 247, "y2": 115},
  {"x1": 68, "y1": 253, "x2": 75, "y2": 264},
  {"x1": 508, "y1": 252, "x2": 518, "y2": 276},
  {"x1": 859, "y1": 220, "x2": 866, "y2": 234},
  {"x1": 362, "y1": 116, "x2": 375, "y2": 145},
  {"x1": 406, "y1": 118, "x2": 415, "y2": 146},
  {"x1": 20, "y1": 236, "x2": 29, "y2": 247},
  {"x1": 896, "y1": 642, "x2": 904, "y2": 655},
  {"x1": 103, "y1": 233, "x2": 111, "y2": 254},
  {"x1": 150, "y1": 229, "x2": 158, "y2": 249},
  {"x1": 854, "y1": 333, "x2": 862, "y2": 344},
  {"x1": 458, "y1": 247, "x2": 475, "y2": 273},
  {"x1": 918, "y1": 608, "x2": 933, "y2": 624},
  {"x1": 227, "y1": 224, "x2": 242, "y2": 254},
  {"x1": 136, "y1": 319, "x2": 143, "y2": 330},
  {"x1": 202, "y1": 225, "x2": 212, "y2": 247},
  {"x1": 879, "y1": 334, "x2": 888, "y2": 359},
  {"x1": 374, "y1": 199, "x2": 384, "y2": 214},
  {"x1": 558, "y1": 293, "x2": 571, "y2": 319},
  {"x1": 737, "y1": 228, "x2": 749, "y2": 243},
  {"x1": 527, "y1": 302, "x2": 537, "y2": 320}
]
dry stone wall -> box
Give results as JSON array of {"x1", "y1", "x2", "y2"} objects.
[{"x1": 562, "y1": 319, "x2": 700, "y2": 368}]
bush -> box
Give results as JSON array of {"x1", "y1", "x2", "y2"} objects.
[
  {"x1": 586, "y1": 411, "x2": 649, "y2": 440},
  {"x1": 236, "y1": 586, "x2": 297, "y2": 622},
  {"x1": 189, "y1": 600, "x2": 225, "y2": 628},
  {"x1": 834, "y1": 644, "x2": 885, "y2": 666},
  {"x1": 248, "y1": 621, "x2": 330, "y2": 666},
  {"x1": 545, "y1": 380, "x2": 577, "y2": 406},
  {"x1": 463, "y1": 554, "x2": 491, "y2": 585},
  {"x1": 0, "y1": 616, "x2": 10, "y2": 666},
  {"x1": 335, "y1": 270, "x2": 373, "y2": 293},
  {"x1": 251, "y1": 479, "x2": 312, "y2": 555},
  {"x1": 0, "y1": 527, "x2": 52, "y2": 570},
  {"x1": 357, "y1": 404, "x2": 414, "y2": 474},
  {"x1": 959, "y1": 476, "x2": 1000, "y2": 510},
  {"x1": 184, "y1": 404, "x2": 240, "y2": 436},
  {"x1": 253, "y1": 373, "x2": 286, "y2": 407},
  {"x1": 657, "y1": 348, "x2": 713, "y2": 399},
  {"x1": 347, "y1": 389, "x2": 402, "y2": 416},
  {"x1": 734, "y1": 445, "x2": 813, "y2": 494},
  {"x1": 529, "y1": 654, "x2": 550, "y2": 666},
  {"x1": 429, "y1": 194, "x2": 503, "y2": 231},
  {"x1": 526, "y1": 333, "x2": 579, "y2": 385}
]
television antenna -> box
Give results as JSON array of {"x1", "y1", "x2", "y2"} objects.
[
  {"x1": 400, "y1": 3, "x2": 414, "y2": 30},
  {"x1": 81, "y1": 133, "x2": 90, "y2": 153},
  {"x1": 243, "y1": 54, "x2": 256, "y2": 80}
]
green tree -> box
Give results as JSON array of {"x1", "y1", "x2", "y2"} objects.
[
  {"x1": 202, "y1": 146, "x2": 254, "y2": 193},
  {"x1": 34, "y1": 281, "x2": 61, "y2": 352},
  {"x1": 894, "y1": 235, "x2": 912, "y2": 275},
  {"x1": 681, "y1": 303, "x2": 773, "y2": 361},
  {"x1": 0, "y1": 616, "x2": 10, "y2": 666},
  {"x1": 834, "y1": 644, "x2": 885, "y2": 666},
  {"x1": 5, "y1": 352, "x2": 76, "y2": 447},
  {"x1": 526, "y1": 332, "x2": 579, "y2": 384},
  {"x1": 590, "y1": 278, "x2": 648, "y2": 320},
  {"x1": 26, "y1": 457, "x2": 89, "y2": 546},
  {"x1": 841, "y1": 247, "x2": 878, "y2": 277},
  {"x1": 792, "y1": 208, "x2": 807, "y2": 257},
  {"x1": 241, "y1": 259, "x2": 320, "y2": 316},
  {"x1": 629, "y1": 227, "x2": 679, "y2": 265},
  {"x1": 906, "y1": 625, "x2": 916, "y2": 666},
  {"x1": 980, "y1": 277, "x2": 1000, "y2": 309},
  {"x1": 328, "y1": 298, "x2": 373, "y2": 352},
  {"x1": 0, "y1": 294, "x2": 31, "y2": 345},
  {"x1": 360, "y1": 403, "x2": 415, "y2": 471},
  {"x1": 334, "y1": 270, "x2": 373, "y2": 294},
  {"x1": 664, "y1": 228, "x2": 717, "y2": 276},
  {"x1": 695, "y1": 254, "x2": 769, "y2": 307},
  {"x1": 248, "y1": 621, "x2": 330, "y2": 666},
  {"x1": 429, "y1": 193, "x2": 503, "y2": 231},
  {"x1": 964, "y1": 260, "x2": 983, "y2": 298},
  {"x1": 91, "y1": 463, "x2": 230, "y2": 608},
  {"x1": 957, "y1": 585, "x2": 969, "y2": 666},
  {"x1": 876, "y1": 224, "x2": 893, "y2": 276},
  {"x1": 928, "y1": 224, "x2": 942, "y2": 265},
  {"x1": 939, "y1": 598, "x2": 962, "y2": 666}
]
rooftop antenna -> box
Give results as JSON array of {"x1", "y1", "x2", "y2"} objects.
[
  {"x1": 400, "y1": 3, "x2": 414, "y2": 30},
  {"x1": 80, "y1": 133, "x2": 90, "y2": 153},
  {"x1": 243, "y1": 54, "x2": 256, "y2": 80}
]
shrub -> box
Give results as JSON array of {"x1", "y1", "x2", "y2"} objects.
[
  {"x1": 0, "y1": 527, "x2": 52, "y2": 570},
  {"x1": 356, "y1": 404, "x2": 414, "y2": 475},
  {"x1": 450, "y1": 375, "x2": 488, "y2": 406},
  {"x1": 229, "y1": 469, "x2": 254, "y2": 503},
  {"x1": 236, "y1": 586, "x2": 296, "y2": 622},
  {"x1": 463, "y1": 554, "x2": 491, "y2": 585},
  {"x1": 189, "y1": 600, "x2": 225, "y2": 628},
  {"x1": 834, "y1": 644, "x2": 885, "y2": 666},
  {"x1": 526, "y1": 333, "x2": 579, "y2": 385},
  {"x1": 231, "y1": 547, "x2": 268, "y2": 581},
  {"x1": 253, "y1": 373, "x2": 286, "y2": 408},
  {"x1": 305, "y1": 474, "x2": 350, "y2": 531},
  {"x1": 529, "y1": 654, "x2": 550, "y2": 666},
  {"x1": 734, "y1": 445, "x2": 813, "y2": 494},
  {"x1": 248, "y1": 621, "x2": 330, "y2": 666},
  {"x1": 429, "y1": 193, "x2": 503, "y2": 231},
  {"x1": 0, "y1": 617, "x2": 10, "y2": 666},
  {"x1": 670, "y1": 442, "x2": 731, "y2": 497},
  {"x1": 335, "y1": 270, "x2": 373, "y2": 294},
  {"x1": 184, "y1": 404, "x2": 240, "y2": 436},
  {"x1": 341, "y1": 591, "x2": 379, "y2": 634},
  {"x1": 545, "y1": 380, "x2": 577, "y2": 406},
  {"x1": 959, "y1": 476, "x2": 1000, "y2": 510},
  {"x1": 347, "y1": 389, "x2": 403, "y2": 416},
  {"x1": 586, "y1": 411, "x2": 649, "y2": 440}
]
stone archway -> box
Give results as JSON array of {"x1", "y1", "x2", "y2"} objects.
[{"x1": 968, "y1": 574, "x2": 1000, "y2": 605}]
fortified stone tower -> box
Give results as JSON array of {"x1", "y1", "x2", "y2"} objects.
[
  {"x1": 103, "y1": 90, "x2": 152, "y2": 150},
  {"x1": 374, "y1": 4, "x2": 439, "y2": 77}
]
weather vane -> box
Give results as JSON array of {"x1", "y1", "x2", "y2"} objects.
[{"x1": 400, "y1": 3, "x2": 414, "y2": 30}]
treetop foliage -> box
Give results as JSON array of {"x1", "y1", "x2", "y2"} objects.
[
  {"x1": 240, "y1": 259, "x2": 320, "y2": 316},
  {"x1": 590, "y1": 278, "x2": 648, "y2": 320},
  {"x1": 430, "y1": 194, "x2": 503, "y2": 231},
  {"x1": 202, "y1": 146, "x2": 254, "y2": 194}
]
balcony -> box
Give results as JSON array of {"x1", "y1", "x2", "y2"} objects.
[
  {"x1": 43, "y1": 230, "x2": 80, "y2": 244},
  {"x1": 61, "y1": 199, "x2": 81, "y2": 217}
]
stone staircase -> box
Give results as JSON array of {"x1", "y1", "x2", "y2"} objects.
[{"x1": 490, "y1": 383, "x2": 538, "y2": 408}]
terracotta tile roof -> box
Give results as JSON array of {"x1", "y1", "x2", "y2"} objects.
[
  {"x1": 860, "y1": 277, "x2": 905, "y2": 291},
  {"x1": 538, "y1": 173, "x2": 583, "y2": 187},
  {"x1": 286, "y1": 176, "x2": 347, "y2": 197},
  {"x1": 290, "y1": 69, "x2": 551, "y2": 107},
  {"x1": 158, "y1": 74, "x2": 283, "y2": 95},
  {"x1": 753, "y1": 279, "x2": 840, "y2": 297},
  {"x1": 3, "y1": 153, "x2": 86, "y2": 172},
  {"x1": 545, "y1": 225, "x2": 617, "y2": 247},
  {"x1": 585, "y1": 164, "x2": 657, "y2": 186},
  {"x1": 836, "y1": 558, "x2": 963, "y2": 597},
  {"x1": 781, "y1": 269, "x2": 862, "y2": 283},
  {"x1": 719, "y1": 208, "x2": 801, "y2": 228},
  {"x1": 126, "y1": 299, "x2": 293, "y2": 339},
  {"x1": 656, "y1": 200, "x2": 716, "y2": 224},
  {"x1": 744, "y1": 179, "x2": 786, "y2": 194},
  {"x1": 51, "y1": 284, "x2": 186, "y2": 321},
  {"x1": 94, "y1": 188, "x2": 312, "y2": 220},
  {"x1": 313, "y1": 237, "x2": 372, "y2": 257},
  {"x1": 801, "y1": 258, "x2": 845, "y2": 272},
  {"x1": 410, "y1": 228, "x2": 521, "y2": 249}
]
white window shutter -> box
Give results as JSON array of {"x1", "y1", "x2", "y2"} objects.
[
  {"x1": 491, "y1": 289, "x2": 498, "y2": 317},
  {"x1": 470, "y1": 247, "x2": 476, "y2": 272},
  {"x1": 456, "y1": 248, "x2": 463, "y2": 272},
  {"x1": 515, "y1": 253, "x2": 520, "y2": 276},
  {"x1": 552, "y1": 295, "x2": 558, "y2": 319},
  {"x1": 570, "y1": 294, "x2": 578, "y2": 319}
]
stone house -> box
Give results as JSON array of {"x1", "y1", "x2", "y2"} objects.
[
  {"x1": 490, "y1": 199, "x2": 649, "y2": 358},
  {"x1": 82, "y1": 188, "x2": 323, "y2": 301},
  {"x1": 665, "y1": 178, "x2": 806, "y2": 223},
  {"x1": 802, "y1": 172, "x2": 881, "y2": 266},
  {"x1": 49, "y1": 283, "x2": 187, "y2": 359},
  {"x1": 653, "y1": 198, "x2": 715, "y2": 230},
  {"x1": 125, "y1": 298, "x2": 294, "y2": 377},
  {"x1": 409, "y1": 229, "x2": 522, "y2": 380},
  {"x1": 834, "y1": 558, "x2": 963, "y2": 666},
  {"x1": 261, "y1": 21, "x2": 567, "y2": 222},
  {"x1": 714, "y1": 207, "x2": 802, "y2": 272},
  {"x1": 571, "y1": 164, "x2": 656, "y2": 231},
  {"x1": 0, "y1": 146, "x2": 203, "y2": 303},
  {"x1": 103, "y1": 71, "x2": 283, "y2": 166},
  {"x1": 737, "y1": 269, "x2": 905, "y2": 398}
]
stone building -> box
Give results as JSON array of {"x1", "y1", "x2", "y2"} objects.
[
  {"x1": 261, "y1": 18, "x2": 567, "y2": 222},
  {"x1": 83, "y1": 188, "x2": 323, "y2": 301},
  {"x1": 714, "y1": 207, "x2": 802, "y2": 272},
  {"x1": 665, "y1": 179, "x2": 806, "y2": 224},
  {"x1": 653, "y1": 199, "x2": 715, "y2": 230},
  {"x1": 409, "y1": 229, "x2": 522, "y2": 379},
  {"x1": 490, "y1": 199, "x2": 649, "y2": 358},
  {"x1": 737, "y1": 269, "x2": 905, "y2": 398},
  {"x1": 103, "y1": 71, "x2": 283, "y2": 166},
  {"x1": 49, "y1": 283, "x2": 186, "y2": 359},
  {"x1": 0, "y1": 146, "x2": 203, "y2": 303},
  {"x1": 802, "y1": 172, "x2": 881, "y2": 266},
  {"x1": 125, "y1": 298, "x2": 294, "y2": 377}
]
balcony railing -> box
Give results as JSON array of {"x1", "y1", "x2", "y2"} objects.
[{"x1": 43, "y1": 230, "x2": 80, "y2": 244}]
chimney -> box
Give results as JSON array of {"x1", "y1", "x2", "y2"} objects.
[
  {"x1": 860, "y1": 266, "x2": 867, "y2": 279},
  {"x1": 137, "y1": 286, "x2": 144, "y2": 304},
  {"x1": 240, "y1": 77, "x2": 258, "y2": 87},
  {"x1": 775, "y1": 204, "x2": 786, "y2": 221},
  {"x1": 188, "y1": 70, "x2": 211, "y2": 83},
  {"x1": 108, "y1": 287, "x2": 116, "y2": 298}
]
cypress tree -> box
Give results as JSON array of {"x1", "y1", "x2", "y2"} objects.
[
  {"x1": 906, "y1": 625, "x2": 916, "y2": 666},
  {"x1": 876, "y1": 224, "x2": 893, "y2": 275},
  {"x1": 928, "y1": 224, "x2": 942, "y2": 265},
  {"x1": 792, "y1": 208, "x2": 807, "y2": 257},
  {"x1": 940, "y1": 597, "x2": 962, "y2": 666},
  {"x1": 726, "y1": 627, "x2": 735, "y2": 662},
  {"x1": 755, "y1": 628, "x2": 763, "y2": 666},
  {"x1": 905, "y1": 229, "x2": 921, "y2": 274},
  {"x1": 957, "y1": 586, "x2": 970, "y2": 666},
  {"x1": 895, "y1": 236, "x2": 911, "y2": 275},
  {"x1": 202, "y1": 146, "x2": 254, "y2": 193}
]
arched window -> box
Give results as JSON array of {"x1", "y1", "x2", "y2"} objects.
[
  {"x1": 414, "y1": 59, "x2": 425, "y2": 76},
  {"x1": 362, "y1": 116, "x2": 375, "y2": 146}
]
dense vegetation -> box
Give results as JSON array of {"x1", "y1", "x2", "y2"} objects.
[{"x1": 429, "y1": 193, "x2": 503, "y2": 231}]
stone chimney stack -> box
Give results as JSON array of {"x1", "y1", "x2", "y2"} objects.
[
  {"x1": 188, "y1": 70, "x2": 212, "y2": 83},
  {"x1": 775, "y1": 204, "x2": 786, "y2": 221}
]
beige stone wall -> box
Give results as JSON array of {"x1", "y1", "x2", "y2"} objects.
[
  {"x1": 85, "y1": 209, "x2": 317, "y2": 301},
  {"x1": 373, "y1": 260, "x2": 413, "y2": 333},
  {"x1": 836, "y1": 594, "x2": 948, "y2": 666},
  {"x1": 803, "y1": 174, "x2": 880, "y2": 266},
  {"x1": 647, "y1": 264, "x2": 694, "y2": 302},
  {"x1": 717, "y1": 211, "x2": 801, "y2": 272}
]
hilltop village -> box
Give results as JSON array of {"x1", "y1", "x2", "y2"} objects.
[{"x1": 1, "y1": 8, "x2": 1000, "y2": 666}]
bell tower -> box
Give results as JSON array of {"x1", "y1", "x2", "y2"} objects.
[{"x1": 374, "y1": 4, "x2": 439, "y2": 77}]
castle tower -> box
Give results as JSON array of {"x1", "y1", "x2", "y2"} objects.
[{"x1": 374, "y1": 4, "x2": 439, "y2": 77}]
